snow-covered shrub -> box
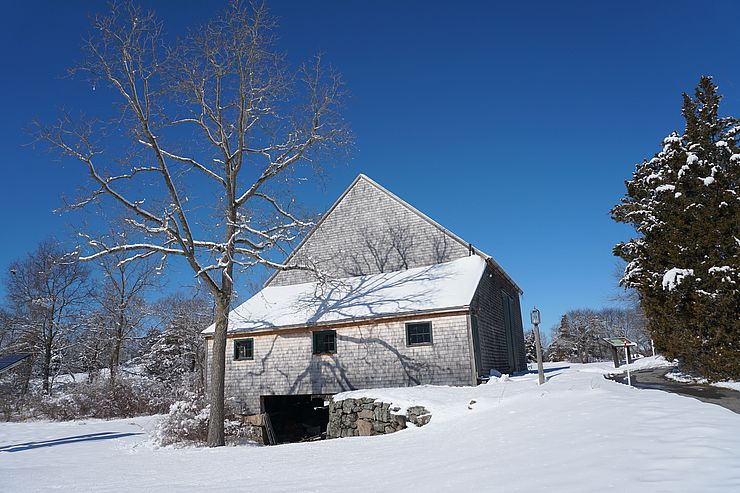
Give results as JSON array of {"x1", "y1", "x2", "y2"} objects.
[
  {"x1": 0, "y1": 370, "x2": 32, "y2": 421},
  {"x1": 155, "y1": 397, "x2": 210, "y2": 446},
  {"x1": 34, "y1": 377, "x2": 172, "y2": 420},
  {"x1": 154, "y1": 395, "x2": 252, "y2": 446}
]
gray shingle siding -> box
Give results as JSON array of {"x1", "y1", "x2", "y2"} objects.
[
  {"x1": 268, "y1": 176, "x2": 470, "y2": 287},
  {"x1": 470, "y1": 265, "x2": 527, "y2": 376},
  {"x1": 211, "y1": 314, "x2": 475, "y2": 413}
]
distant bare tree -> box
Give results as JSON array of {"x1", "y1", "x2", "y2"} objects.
[
  {"x1": 36, "y1": 2, "x2": 349, "y2": 445},
  {"x1": 96, "y1": 249, "x2": 158, "y2": 383},
  {"x1": 5, "y1": 240, "x2": 91, "y2": 394},
  {"x1": 608, "y1": 260, "x2": 651, "y2": 354},
  {"x1": 0, "y1": 309, "x2": 33, "y2": 419},
  {"x1": 599, "y1": 307, "x2": 650, "y2": 356},
  {"x1": 548, "y1": 305, "x2": 650, "y2": 363},
  {"x1": 610, "y1": 260, "x2": 642, "y2": 306},
  {"x1": 0, "y1": 308, "x2": 18, "y2": 351},
  {"x1": 73, "y1": 311, "x2": 108, "y2": 383},
  {"x1": 141, "y1": 292, "x2": 214, "y2": 394}
]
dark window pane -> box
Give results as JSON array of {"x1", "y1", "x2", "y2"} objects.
[
  {"x1": 234, "y1": 339, "x2": 254, "y2": 360},
  {"x1": 313, "y1": 330, "x2": 336, "y2": 354},
  {"x1": 406, "y1": 322, "x2": 432, "y2": 346}
]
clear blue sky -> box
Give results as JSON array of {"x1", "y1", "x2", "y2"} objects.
[{"x1": 1, "y1": 1, "x2": 739, "y2": 336}]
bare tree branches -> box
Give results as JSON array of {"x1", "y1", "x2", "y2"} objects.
[
  {"x1": 94, "y1": 240, "x2": 159, "y2": 382},
  {"x1": 4, "y1": 240, "x2": 92, "y2": 394},
  {"x1": 37, "y1": 2, "x2": 348, "y2": 290},
  {"x1": 36, "y1": 1, "x2": 351, "y2": 446}
]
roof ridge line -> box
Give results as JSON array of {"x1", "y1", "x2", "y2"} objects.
[
  {"x1": 356, "y1": 174, "x2": 474, "y2": 252},
  {"x1": 263, "y1": 173, "x2": 522, "y2": 294}
]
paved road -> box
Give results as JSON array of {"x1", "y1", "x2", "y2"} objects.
[{"x1": 613, "y1": 368, "x2": 740, "y2": 415}]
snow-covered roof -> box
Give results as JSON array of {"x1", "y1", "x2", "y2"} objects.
[
  {"x1": 202, "y1": 255, "x2": 486, "y2": 335},
  {"x1": 0, "y1": 353, "x2": 31, "y2": 374}
]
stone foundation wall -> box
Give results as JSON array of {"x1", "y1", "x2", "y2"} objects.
[
  {"x1": 327, "y1": 397, "x2": 431, "y2": 438},
  {"x1": 235, "y1": 414, "x2": 269, "y2": 444}
]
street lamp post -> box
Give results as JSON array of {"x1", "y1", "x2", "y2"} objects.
[{"x1": 531, "y1": 307, "x2": 545, "y2": 385}]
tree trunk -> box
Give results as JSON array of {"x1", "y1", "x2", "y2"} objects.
[
  {"x1": 109, "y1": 307, "x2": 126, "y2": 384},
  {"x1": 42, "y1": 342, "x2": 52, "y2": 395},
  {"x1": 109, "y1": 338, "x2": 122, "y2": 383},
  {"x1": 206, "y1": 293, "x2": 230, "y2": 447}
]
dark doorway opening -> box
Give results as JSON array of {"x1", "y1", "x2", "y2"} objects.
[{"x1": 262, "y1": 394, "x2": 330, "y2": 443}]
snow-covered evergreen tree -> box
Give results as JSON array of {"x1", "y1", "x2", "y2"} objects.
[
  {"x1": 524, "y1": 330, "x2": 537, "y2": 363},
  {"x1": 612, "y1": 76, "x2": 740, "y2": 379},
  {"x1": 547, "y1": 315, "x2": 578, "y2": 362},
  {"x1": 138, "y1": 294, "x2": 212, "y2": 393}
]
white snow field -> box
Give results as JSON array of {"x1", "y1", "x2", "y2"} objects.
[{"x1": 2, "y1": 363, "x2": 739, "y2": 492}]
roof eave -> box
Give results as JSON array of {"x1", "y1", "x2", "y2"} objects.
[
  {"x1": 202, "y1": 305, "x2": 472, "y2": 338},
  {"x1": 481, "y1": 256, "x2": 524, "y2": 295}
]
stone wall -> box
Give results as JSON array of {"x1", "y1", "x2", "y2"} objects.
[
  {"x1": 326, "y1": 397, "x2": 431, "y2": 438},
  {"x1": 208, "y1": 313, "x2": 475, "y2": 414},
  {"x1": 234, "y1": 414, "x2": 270, "y2": 445}
]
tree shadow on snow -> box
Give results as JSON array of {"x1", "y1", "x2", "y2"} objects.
[
  {"x1": 0, "y1": 431, "x2": 143, "y2": 453},
  {"x1": 516, "y1": 366, "x2": 571, "y2": 382}
]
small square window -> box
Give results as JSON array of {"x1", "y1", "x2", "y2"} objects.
[
  {"x1": 234, "y1": 339, "x2": 254, "y2": 360},
  {"x1": 406, "y1": 322, "x2": 433, "y2": 346},
  {"x1": 313, "y1": 330, "x2": 336, "y2": 354}
]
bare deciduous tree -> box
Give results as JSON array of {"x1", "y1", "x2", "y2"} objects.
[
  {"x1": 96, "y1": 247, "x2": 158, "y2": 383},
  {"x1": 141, "y1": 292, "x2": 214, "y2": 394},
  {"x1": 73, "y1": 310, "x2": 109, "y2": 383},
  {"x1": 0, "y1": 308, "x2": 18, "y2": 351},
  {"x1": 599, "y1": 307, "x2": 650, "y2": 356},
  {"x1": 5, "y1": 240, "x2": 91, "y2": 394},
  {"x1": 36, "y1": 2, "x2": 349, "y2": 445},
  {"x1": 548, "y1": 306, "x2": 650, "y2": 363}
]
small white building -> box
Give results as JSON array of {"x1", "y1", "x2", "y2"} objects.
[{"x1": 203, "y1": 174, "x2": 525, "y2": 424}]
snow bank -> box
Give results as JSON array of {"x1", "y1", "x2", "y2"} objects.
[
  {"x1": 665, "y1": 370, "x2": 708, "y2": 384},
  {"x1": 2, "y1": 363, "x2": 739, "y2": 492},
  {"x1": 665, "y1": 369, "x2": 740, "y2": 392},
  {"x1": 621, "y1": 355, "x2": 676, "y2": 371},
  {"x1": 713, "y1": 381, "x2": 740, "y2": 392},
  {"x1": 566, "y1": 355, "x2": 675, "y2": 375}
]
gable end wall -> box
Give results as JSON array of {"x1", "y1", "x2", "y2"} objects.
[
  {"x1": 471, "y1": 265, "x2": 527, "y2": 375},
  {"x1": 269, "y1": 177, "x2": 470, "y2": 286}
]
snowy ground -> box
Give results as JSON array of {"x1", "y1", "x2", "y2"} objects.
[
  {"x1": 2, "y1": 362, "x2": 740, "y2": 492},
  {"x1": 568, "y1": 354, "x2": 676, "y2": 375}
]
